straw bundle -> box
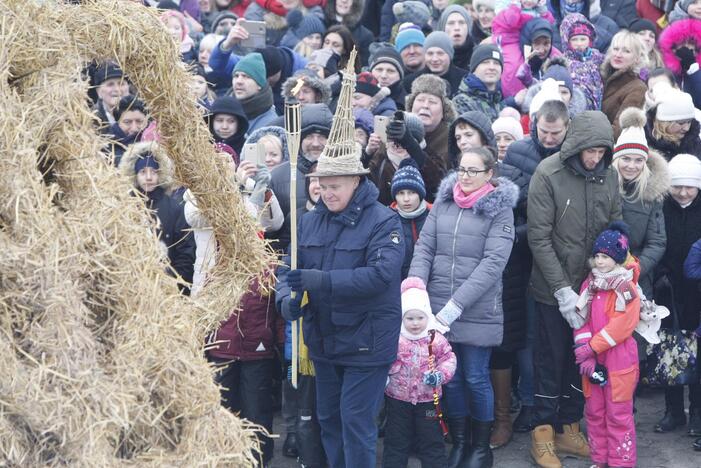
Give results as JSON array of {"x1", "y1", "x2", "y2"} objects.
[{"x1": 0, "y1": 0, "x2": 271, "y2": 465}]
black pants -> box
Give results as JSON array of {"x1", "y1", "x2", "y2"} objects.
[
  {"x1": 533, "y1": 302, "x2": 584, "y2": 428},
  {"x1": 490, "y1": 350, "x2": 516, "y2": 370},
  {"x1": 382, "y1": 396, "x2": 447, "y2": 468},
  {"x1": 214, "y1": 358, "x2": 274, "y2": 465},
  {"x1": 296, "y1": 373, "x2": 326, "y2": 466},
  {"x1": 666, "y1": 384, "x2": 701, "y2": 415}
]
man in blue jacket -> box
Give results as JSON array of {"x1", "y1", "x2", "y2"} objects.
[{"x1": 276, "y1": 142, "x2": 404, "y2": 467}]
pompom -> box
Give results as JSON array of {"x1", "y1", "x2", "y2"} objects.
[
  {"x1": 607, "y1": 220, "x2": 630, "y2": 238},
  {"x1": 618, "y1": 107, "x2": 646, "y2": 130},
  {"x1": 401, "y1": 276, "x2": 426, "y2": 293},
  {"x1": 286, "y1": 9, "x2": 303, "y2": 29},
  {"x1": 392, "y1": 2, "x2": 405, "y2": 16}
]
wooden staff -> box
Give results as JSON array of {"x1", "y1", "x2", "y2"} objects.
[{"x1": 285, "y1": 79, "x2": 304, "y2": 389}]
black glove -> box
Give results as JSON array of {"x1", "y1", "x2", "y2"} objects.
[
  {"x1": 676, "y1": 47, "x2": 696, "y2": 73},
  {"x1": 281, "y1": 294, "x2": 303, "y2": 321},
  {"x1": 287, "y1": 269, "x2": 331, "y2": 293},
  {"x1": 528, "y1": 54, "x2": 544, "y2": 73},
  {"x1": 387, "y1": 114, "x2": 425, "y2": 167}
]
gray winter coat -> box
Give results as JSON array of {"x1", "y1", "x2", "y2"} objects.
[
  {"x1": 409, "y1": 174, "x2": 518, "y2": 347},
  {"x1": 619, "y1": 150, "x2": 670, "y2": 297}
]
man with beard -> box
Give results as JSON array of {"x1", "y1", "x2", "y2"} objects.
[{"x1": 231, "y1": 53, "x2": 278, "y2": 134}]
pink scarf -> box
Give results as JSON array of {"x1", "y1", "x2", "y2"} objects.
[{"x1": 453, "y1": 182, "x2": 495, "y2": 209}]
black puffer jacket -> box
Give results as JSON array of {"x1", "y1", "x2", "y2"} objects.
[{"x1": 645, "y1": 108, "x2": 701, "y2": 162}]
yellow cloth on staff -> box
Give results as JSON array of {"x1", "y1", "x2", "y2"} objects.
[{"x1": 298, "y1": 291, "x2": 315, "y2": 376}]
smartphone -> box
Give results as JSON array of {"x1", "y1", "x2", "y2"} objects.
[
  {"x1": 374, "y1": 116, "x2": 389, "y2": 143},
  {"x1": 240, "y1": 21, "x2": 267, "y2": 49},
  {"x1": 523, "y1": 44, "x2": 532, "y2": 58},
  {"x1": 242, "y1": 142, "x2": 264, "y2": 165}
]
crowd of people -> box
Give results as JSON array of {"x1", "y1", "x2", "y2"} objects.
[{"x1": 93, "y1": 0, "x2": 701, "y2": 467}]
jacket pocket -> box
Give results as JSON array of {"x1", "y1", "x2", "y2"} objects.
[
  {"x1": 329, "y1": 311, "x2": 374, "y2": 356},
  {"x1": 610, "y1": 365, "x2": 638, "y2": 402},
  {"x1": 333, "y1": 237, "x2": 369, "y2": 269}
]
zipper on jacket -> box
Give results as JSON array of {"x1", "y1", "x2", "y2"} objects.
[
  {"x1": 557, "y1": 199, "x2": 571, "y2": 225},
  {"x1": 450, "y1": 209, "x2": 464, "y2": 295}
]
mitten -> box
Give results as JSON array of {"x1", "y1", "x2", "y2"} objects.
[
  {"x1": 554, "y1": 287, "x2": 585, "y2": 329},
  {"x1": 436, "y1": 300, "x2": 462, "y2": 328},
  {"x1": 250, "y1": 164, "x2": 271, "y2": 207},
  {"x1": 258, "y1": 0, "x2": 286, "y2": 16},
  {"x1": 574, "y1": 343, "x2": 595, "y2": 364},
  {"x1": 676, "y1": 47, "x2": 696, "y2": 73},
  {"x1": 579, "y1": 357, "x2": 596, "y2": 377},
  {"x1": 422, "y1": 370, "x2": 444, "y2": 387},
  {"x1": 528, "y1": 54, "x2": 544, "y2": 72},
  {"x1": 281, "y1": 294, "x2": 303, "y2": 320},
  {"x1": 287, "y1": 269, "x2": 331, "y2": 293}
]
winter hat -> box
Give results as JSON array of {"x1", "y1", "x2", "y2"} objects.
[
  {"x1": 259, "y1": 47, "x2": 283, "y2": 78},
  {"x1": 454, "y1": 111, "x2": 496, "y2": 147},
  {"x1": 392, "y1": 158, "x2": 427, "y2": 201},
  {"x1": 369, "y1": 46, "x2": 405, "y2": 80},
  {"x1": 282, "y1": 70, "x2": 332, "y2": 105},
  {"x1": 656, "y1": 89, "x2": 696, "y2": 122},
  {"x1": 424, "y1": 31, "x2": 455, "y2": 60},
  {"x1": 233, "y1": 53, "x2": 267, "y2": 88},
  {"x1": 406, "y1": 73, "x2": 458, "y2": 124},
  {"x1": 404, "y1": 112, "x2": 427, "y2": 149},
  {"x1": 211, "y1": 11, "x2": 238, "y2": 35},
  {"x1": 355, "y1": 72, "x2": 381, "y2": 97},
  {"x1": 613, "y1": 107, "x2": 649, "y2": 160},
  {"x1": 353, "y1": 108, "x2": 374, "y2": 136},
  {"x1": 395, "y1": 25, "x2": 426, "y2": 53},
  {"x1": 492, "y1": 116, "x2": 524, "y2": 141},
  {"x1": 473, "y1": 0, "x2": 495, "y2": 10},
  {"x1": 94, "y1": 62, "x2": 123, "y2": 86},
  {"x1": 308, "y1": 48, "x2": 340, "y2": 76},
  {"x1": 469, "y1": 44, "x2": 503, "y2": 72},
  {"x1": 400, "y1": 277, "x2": 436, "y2": 340},
  {"x1": 561, "y1": 13, "x2": 595, "y2": 43},
  {"x1": 592, "y1": 221, "x2": 630, "y2": 265},
  {"x1": 300, "y1": 103, "x2": 334, "y2": 139},
  {"x1": 393, "y1": 1, "x2": 431, "y2": 28},
  {"x1": 437, "y1": 5, "x2": 473, "y2": 34},
  {"x1": 628, "y1": 18, "x2": 657, "y2": 37},
  {"x1": 286, "y1": 9, "x2": 326, "y2": 39},
  {"x1": 529, "y1": 78, "x2": 564, "y2": 117},
  {"x1": 134, "y1": 153, "x2": 160, "y2": 173},
  {"x1": 542, "y1": 57, "x2": 574, "y2": 94},
  {"x1": 668, "y1": 154, "x2": 701, "y2": 189}
]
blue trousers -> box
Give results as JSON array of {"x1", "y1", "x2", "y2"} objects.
[
  {"x1": 442, "y1": 343, "x2": 494, "y2": 421},
  {"x1": 314, "y1": 361, "x2": 389, "y2": 468}
]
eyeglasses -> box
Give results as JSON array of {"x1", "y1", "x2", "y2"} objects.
[{"x1": 457, "y1": 166, "x2": 490, "y2": 178}]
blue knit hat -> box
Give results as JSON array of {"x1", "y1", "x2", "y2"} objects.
[
  {"x1": 395, "y1": 26, "x2": 426, "y2": 53},
  {"x1": 592, "y1": 221, "x2": 630, "y2": 265},
  {"x1": 134, "y1": 153, "x2": 159, "y2": 173},
  {"x1": 286, "y1": 9, "x2": 326, "y2": 40},
  {"x1": 391, "y1": 158, "x2": 426, "y2": 201},
  {"x1": 233, "y1": 52, "x2": 267, "y2": 88}
]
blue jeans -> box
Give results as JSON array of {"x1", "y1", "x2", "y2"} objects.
[
  {"x1": 442, "y1": 343, "x2": 494, "y2": 421},
  {"x1": 314, "y1": 361, "x2": 389, "y2": 468}
]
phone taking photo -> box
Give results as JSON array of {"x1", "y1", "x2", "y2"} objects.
[
  {"x1": 374, "y1": 116, "x2": 389, "y2": 143},
  {"x1": 240, "y1": 20, "x2": 266, "y2": 49}
]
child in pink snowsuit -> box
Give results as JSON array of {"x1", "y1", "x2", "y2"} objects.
[
  {"x1": 573, "y1": 222, "x2": 641, "y2": 468},
  {"x1": 383, "y1": 277, "x2": 457, "y2": 468}
]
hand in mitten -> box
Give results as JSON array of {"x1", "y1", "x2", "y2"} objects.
[
  {"x1": 574, "y1": 343, "x2": 595, "y2": 364},
  {"x1": 436, "y1": 300, "x2": 462, "y2": 329},
  {"x1": 422, "y1": 370, "x2": 445, "y2": 387},
  {"x1": 287, "y1": 269, "x2": 331, "y2": 293},
  {"x1": 258, "y1": 0, "x2": 286, "y2": 16},
  {"x1": 281, "y1": 294, "x2": 303, "y2": 321},
  {"x1": 249, "y1": 164, "x2": 271, "y2": 207},
  {"x1": 528, "y1": 54, "x2": 544, "y2": 72},
  {"x1": 434, "y1": 319, "x2": 450, "y2": 335},
  {"x1": 387, "y1": 113, "x2": 424, "y2": 165},
  {"x1": 579, "y1": 357, "x2": 596, "y2": 377},
  {"x1": 675, "y1": 47, "x2": 696, "y2": 73},
  {"x1": 554, "y1": 287, "x2": 585, "y2": 329}
]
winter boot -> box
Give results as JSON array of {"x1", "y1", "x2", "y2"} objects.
[
  {"x1": 513, "y1": 405, "x2": 534, "y2": 432},
  {"x1": 654, "y1": 410, "x2": 686, "y2": 433},
  {"x1": 530, "y1": 425, "x2": 561, "y2": 468},
  {"x1": 489, "y1": 369, "x2": 513, "y2": 449},
  {"x1": 282, "y1": 432, "x2": 298, "y2": 458},
  {"x1": 554, "y1": 422, "x2": 590, "y2": 459},
  {"x1": 688, "y1": 408, "x2": 701, "y2": 436},
  {"x1": 446, "y1": 417, "x2": 469, "y2": 468},
  {"x1": 463, "y1": 419, "x2": 493, "y2": 468}
]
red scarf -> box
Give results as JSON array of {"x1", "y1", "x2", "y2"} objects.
[{"x1": 453, "y1": 182, "x2": 495, "y2": 209}]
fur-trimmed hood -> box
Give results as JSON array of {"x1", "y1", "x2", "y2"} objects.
[
  {"x1": 437, "y1": 174, "x2": 519, "y2": 218},
  {"x1": 659, "y1": 18, "x2": 701, "y2": 76},
  {"x1": 637, "y1": 150, "x2": 671, "y2": 203},
  {"x1": 282, "y1": 71, "x2": 332, "y2": 105},
  {"x1": 244, "y1": 125, "x2": 290, "y2": 162},
  {"x1": 324, "y1": 0, "x2": 365, "y2": 30},
  {"x1": 119, "y1": 141, "x2": 176, "y2": 194},
  {"x1": 522, "y1": 80, "x2": 587, "y2": 118}
]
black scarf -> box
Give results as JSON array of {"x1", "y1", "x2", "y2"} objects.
[{"x1": 239, "y1": 84, "x2": 273, "y2": 120}]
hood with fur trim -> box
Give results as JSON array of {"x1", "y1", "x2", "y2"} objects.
[
  {"x1": 637, "y1": 150, "x2": 671, "y2": 204},
  {"x1": 244, "y1": 126, "x2": 290, "y2": 162},
  {"x1": 324, "y1": 0, "x2": 365, "y2": 30},
  {"x1": 405, "y1": 74, "x2": 457, "y2": 125},
  {"x1": 437, "y1": 173, "x2": 519, "y2": 218},
  {"x1": 659, "y1": 18, "x2": 701, "y2": 76},
  {"x1": 120, "y1": 141, "x2": 176, "y2": 194},
  {"x1": 281, "y1": 71, "x2": 332, "y2": 105}
]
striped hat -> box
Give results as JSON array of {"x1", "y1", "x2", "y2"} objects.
[
  {"x1": 613, "y1": 107, "x2": 648, "y2": 160},
  {"x1": 391, "y1": 158, "x2": 426, "y2": 201}
]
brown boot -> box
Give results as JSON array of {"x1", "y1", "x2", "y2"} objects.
[
  {"x1": 554, "y1": 422, "x2": 590, "y2": 459},
  {"x1": 530, "y1": 425, "x2": 562, "y2": 468},
  {"x1": 489, "y1": 368, "x2": 513, "y2": 449}
]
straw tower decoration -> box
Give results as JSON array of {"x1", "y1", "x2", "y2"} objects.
[{"x1": 0, "y1": 0, "x2": 272, "y2": 465}]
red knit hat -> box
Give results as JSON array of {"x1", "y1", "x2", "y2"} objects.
[{"x1": 355, "y1": 72, "x2": 381, "y2": 97}]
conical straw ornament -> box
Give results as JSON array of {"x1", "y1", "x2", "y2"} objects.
[{"x1": 309, "y1": 48, "x2": 369, "y2": 177}]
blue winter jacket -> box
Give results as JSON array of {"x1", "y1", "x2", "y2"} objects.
[
  {"x1": 684, "y1": 239, "x2": 701, "y2": 280},
  {"x1": 276, "y1": 178, "x2": 404, "y2": 367}
]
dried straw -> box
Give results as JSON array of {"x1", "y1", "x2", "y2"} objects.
[{"x1": 0, "y1": 0, "x2": 272, "y2": 465}]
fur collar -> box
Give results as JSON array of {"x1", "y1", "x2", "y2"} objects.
[
  {"x1": 640, "y1": 150, "x2": 671, "y2": 203},
  {"x1": 282, "y1": 72, "x2": 332, "y2": 105},
  {"x1": 659, "y1": 18, "x2": 701, "y2": 76},
  {"x1": 437, "y1": 173, "x2": 519, "y2": 218},
  {"x1": 120, "y1": 141, "x2": 175, "y2": 194},
  {"x1": 325, "y1": 0, "x2": 365, "y2": 29}
]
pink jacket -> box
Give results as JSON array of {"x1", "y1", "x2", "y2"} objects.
[
  {"x1": 386, "y1": 332, "x2": 457, "y2": 405},
  {"x1": 491, "y1": 4, "x2": 555, "y2": 97},
  {"x1": 573, "y1": 261, "x2": 641, "y2": 402}
]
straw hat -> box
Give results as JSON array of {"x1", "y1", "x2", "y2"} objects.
[{"x1": 308, "y1": 48, "x2": 370, "y2": 178}]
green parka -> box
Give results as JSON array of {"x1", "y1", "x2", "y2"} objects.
[{"x1": 527, "y1": 111, "x2": 622, "y2": 305}]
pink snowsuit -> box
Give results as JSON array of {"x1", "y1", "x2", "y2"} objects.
[
  {"x1": 386, "y1": 332, "x2": 456, "y2": 404},
  {"x1": 573, "y1": 262, "x2": 641, "y2": 467}
]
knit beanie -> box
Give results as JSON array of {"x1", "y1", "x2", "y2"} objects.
[
  {"x1": 211, "y1": 11, "x2": 238, "y2": 35},
  {"x1": 669, "y1": 154, "x2": 701, "y2": 189},
  {"x1": 405, "y1": 112, "x2": 427, "y2": 148},
  {"x1": 392, "y1": 158, "x2": 427, "y2": 200},
  {"x1": 492, "y1": 116, "x2": 524, "y2": 141},
  {"x1": 613, "y1": 108, "x2": 649, "y2": 160},
  {"x1": 473, "y1": 0, "x2": 495, "y2": 10},
  {"x1": 656, "y1": 89, "x2": 696, "y2": 122},
  {"x1": 259, "y1": 46, "x2": 283, "y2": 78},
  {"x1": 543, "y1": 58, "x2": 574, "y2": 94},
  {"x1": 424, "y1": 31, "x2": 455, "y2": 60},
  {"x1": 562, "y1": 13, "x2": 595, "y2": 42},
  {"x1": 355, "y1": 72, "x2": 381, "y2": 97},
  {"x1": 286, "y1": 9, "x2": 326, "y2": 39},
  {"x1": 592, "y1": 221, "x2": 630, "y2": 265},
  {"x1": 437, "y1": 4, "x2": 473, "y2": 33},
  {"x1": 353, "y1": 108, "x2": 374, "y2": 136},
  {"x1": 233, "y1": 53, "x2": 267, "y2": 88},
  {"x1": 134, "y1": 153, "x2": 159, "y2": 173},
  {"x1": 370, "y1": 46, "x2": 405, "y2": 80},
  {"x1": 469, "y1": 44, "x2": 503, "y2": 73},
  {"x1": 529, "y1": 78, "x2": 564, "y2": 117},
  {"x1": 628, "y1": 18, "x2": 657, "y2": 37},
  {"x1": 400, "y1": 277, "x2": 436, "y2": 340},
  {"x1": 393, "y1": 1, "x2": 431, "y2": 28},
  {"x1": 395, "y1": 25, "x2": 426, "y2": 53}
]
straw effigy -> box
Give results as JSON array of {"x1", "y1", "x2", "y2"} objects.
[{"x1": 0, "y1": 0, "x2": 272, "y2": 465}]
